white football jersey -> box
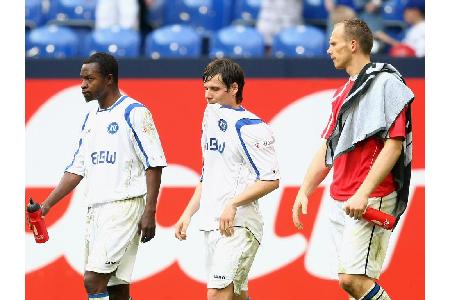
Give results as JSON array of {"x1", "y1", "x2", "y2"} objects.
[
  {"x1": 66, "y1": 95, "x2": 167, "y2": 206},
  {"x1": 198, "y1": 103, "x2": 280, "y2": 242}
]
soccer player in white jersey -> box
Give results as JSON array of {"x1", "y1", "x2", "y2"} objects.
[
  {"x1": 175, "y1": 58, "x2": 280, "y2": 300},
  {"x1": 40, "y1": 52, "x2": 167, "y2": 300}
]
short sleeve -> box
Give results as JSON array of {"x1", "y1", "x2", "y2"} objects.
[
  {"x1": 65, "y1": 113, "x2": 89, "y2": 176},
  {"x1": 236, "y1": 119, "x2": 280, "y2": 181},
  {"x1": 129, "y1": 106, "x2": 167, "y2": 169},
  {"x1": 387, "y1": 105, "x2": 407, "y2": 139}
]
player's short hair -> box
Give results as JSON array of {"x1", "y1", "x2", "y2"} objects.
[
  {"x1": 83, "y1": 52, "x2": 119, "y2": 85},
  {"x1": 203, "y1": 58, "x2": 245, "y2": 103},
  {"x1": 339, "y1": 19, "x2": 373, "y2": 55}
]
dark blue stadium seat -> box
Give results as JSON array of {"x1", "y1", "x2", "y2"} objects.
[
  {"x1": 232, "y1": 0, "x2": 262, "y2": 25},
  {"x1": 165, "y1": 0, "x2": 233, "y2": 36},
  {"x1": 26, "y1": 25, "x2": 79, "y2": 58},
  {"x1": 272, "y1": 25, "x2": 327, "y2": 58},
  {"x1": 303, "y1": 0, "x2": 328, "y2": 26},
  {"x1": 26, "y1": 0, "x2": 44, "y2": 29},
  {"x1": 145, "y1": 24, "x2": 201, "y2": 58},
  {"x1": 383, "y1": 0, "x2": 407, "y2": 26},
  {"x1": 47, "y1": 0, "x2": 97, "y2": 27},
  {"x1": 210, "y1": 25, "x2": 264, "y2": 58},
  {"x1": 83, "y1": 27, "x2": 141, "y2": 58}
]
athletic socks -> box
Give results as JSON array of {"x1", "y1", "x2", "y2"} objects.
[
  {"x1": 359, "y1": 283, "x2": 391, "y2": 300},
  {"x1": 88, "y1": 292, "x2": 109, "y2": 300}
]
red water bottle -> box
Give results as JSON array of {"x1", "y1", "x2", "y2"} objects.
[
  {"x1": 362, "y1": 207, "x2": 396, "y2": 230},
  {"x1": 26, "y1": 198, "x2": 49, "y2": 243}
]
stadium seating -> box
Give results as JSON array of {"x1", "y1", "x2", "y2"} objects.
[
  {"x1": 145, "y1": 24, "x2": 202, "y2": 58},
  {"x1": 165, "y1": 0, "x2": 233, "y2": 36},
  {"x1": 303, "y1": 0, "x2": 328, "y2": 27},
  {"x1": 232, "y1": 0, "x2": 261, "y2": 26},
  {"x1": 272, "y1": 25, "x2": 327, "y2": 57},
  {"x1": 26, "y1": 25, "x2": 79, "y2": 58},
  {"x1": 383, "y1": 0, "x2": 407, "y2": 26},
  {"x1": 209, "y1": 25, "x2": 264, "y2": 58},
  {"x1": 47, "y1": 0, "x2": 97, "y2": 27},
  {"x1": 26, "y1": 0, "x2": 44, "y2": 29},
  {"x1": 83, "y1": 27, "x2": 141, "y2": 58}
]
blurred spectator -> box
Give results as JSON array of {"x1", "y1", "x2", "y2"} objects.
[
  {"x1": 374, "y1": 0, "x2": 425, "y2": 57},
  {"x1": 325, "y1": 0, "x2": 384, "y2": 32},
  {"x1": 138, "y1": 0, "x2": 158, "y2": 34},
  {"x1": 325, "y1": 3, "x2": 357, "y2": 38},
  {"x1": 256, "y1": 0, "x2": 303, "y2": 49},
  {"x1": 356, "y1": 0, "x2": 384, "y2": 32},
  {"x1": 95, "y1": 0, "x2": 140, "y2": 30}
]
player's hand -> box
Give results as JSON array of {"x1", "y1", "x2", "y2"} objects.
[
  {"x1": 174, "y1": 215, "x2": 191, "y2": 241},
  {"x1": 343, "y1": 192, "x2": 369, "y2": 220},
  {"x1": 138, "y1": 210, "x2": 156, "y2": 243},
  {"x1": 292, "y1": 190, "x2": 308, "y2": 230},
  {"x1": 219, "y1": 202, "x2": 237, "y2": 237}
]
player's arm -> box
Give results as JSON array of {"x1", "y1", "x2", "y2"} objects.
[
  {"x1": 139, "y1": 166, "x2": 163, "y2": 243},
  {"x1": 221, "y1": 122, "x2": 280, "y2": 236},
  {"x1": 220, "y1": 179, "x2": 279, "y2": 236},
  {"x1": 292, "y1": 139, "x2": 331, "y2": 229},
  {"x1": 42, "y1": 172, "x2": 83, "y2": 216},
  {"x1": 344, "y1": 137, "x2": 403, "y2": 219},
  {"x1": 175, "y1": 182, "x2": 202, "y2": 240}
]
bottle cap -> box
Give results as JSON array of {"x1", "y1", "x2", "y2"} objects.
[{"x1": 27, "y1": 198, "x2": 41, "y2": 213}]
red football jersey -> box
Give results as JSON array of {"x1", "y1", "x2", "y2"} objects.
[{"x1": 322, "y1": 78, "x2": 407, "y2": 201}]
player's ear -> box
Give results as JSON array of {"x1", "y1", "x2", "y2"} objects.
[
  {"x1": 106, "y1": 73, "x2": 114, "y2": 86},
  {"x1": 350, "y1": 39, "x2": 357, "y2": 53},
  {"x1": 231, "y1": 82, "x2": 238, "y2": 96}
]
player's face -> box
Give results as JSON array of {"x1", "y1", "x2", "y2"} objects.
[
  {"x1": 203, "y1": 74, "x2": 238, "y2": 106},
  {"x1": 327, "y1": 24, "x2": 353, "y2": 70},
  {"x1": 80, "y1": 63, "x2": 108, "y2": 102}
]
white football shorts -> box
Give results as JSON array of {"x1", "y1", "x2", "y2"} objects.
[
  {"x1": 204, "y1": 227, "x2": 260, "y2": 295},
  {"x1": 84, "y1": 196, "x2": 145, "y2": 285},
  {"x1": 329, "y1": 191, "x2": 397, "y2": 279}
]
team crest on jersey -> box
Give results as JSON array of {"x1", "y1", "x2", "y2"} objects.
[
  {"x1": 218, "y1": 119, "x2": 227, "y2": 132},
  {"x1": 107, "y1": 122, "x2": 119, "y2": 134}
]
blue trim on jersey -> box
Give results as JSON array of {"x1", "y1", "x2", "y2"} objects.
[
  {"x1": 221, "y1": 105, "x2": 245, "y2": 111},
  {"x1": 97, "y1": 95, "x2": 128, "y2": 112},
  {"x1": 88, "y1": 292, "x2": 109, "y2": 298},
  {"x1": 65, "y1": 138, "x2": 83, "y2": 171},
  {"x1": 81, "y1": 112, "x2": 90, "y2": 130},
  {"x1": 124, "y1": 102, "x2": 151, "y2": 169},
  {"x1": 235, "y1": 118, "x2": 263, "y2": 179},
  {"x1": 66, "y1": 113, "x2": 89, "y2": 171},
  {"x1": 362, "y1": 283, "x2": 381, "y2": 300}
]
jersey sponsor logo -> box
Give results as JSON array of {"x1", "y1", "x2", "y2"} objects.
[
  {"x1": 91, "y1": 151, "x2": 117, "y2": 165},
  {"x1": 218, "y1": 119, "x2": 227, "y2": 132},
  {"x1": 107, "y1": 122, "x2": 119, "y2": 134},
  {"x1": 255, "y1": 137, "x2": 275, "y2": 149},
  {"x1": 205, "y1": 137, "x2": 225, "y2": 153}
]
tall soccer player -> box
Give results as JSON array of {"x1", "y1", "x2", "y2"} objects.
[
  {"x1": 175, "y1": 58, "x2": 280, "y2": 300},
  {"x1": 292, "y1": 19, "x2": 414, "y2": 299},
  {"x1": 40, "y1": 52, "x2": 167, "y2": 300}
]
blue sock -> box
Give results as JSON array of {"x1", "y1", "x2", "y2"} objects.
[{"x1": 88, "y1": 292, "x2": 109, "y2": 300}]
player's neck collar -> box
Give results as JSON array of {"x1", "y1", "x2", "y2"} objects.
[
  {"x1": 97, "y1": 95, "x2": 127, "y2": 113},
  {"x1": 220, "y1": 104, "x2": 245, "y2": 111}
]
